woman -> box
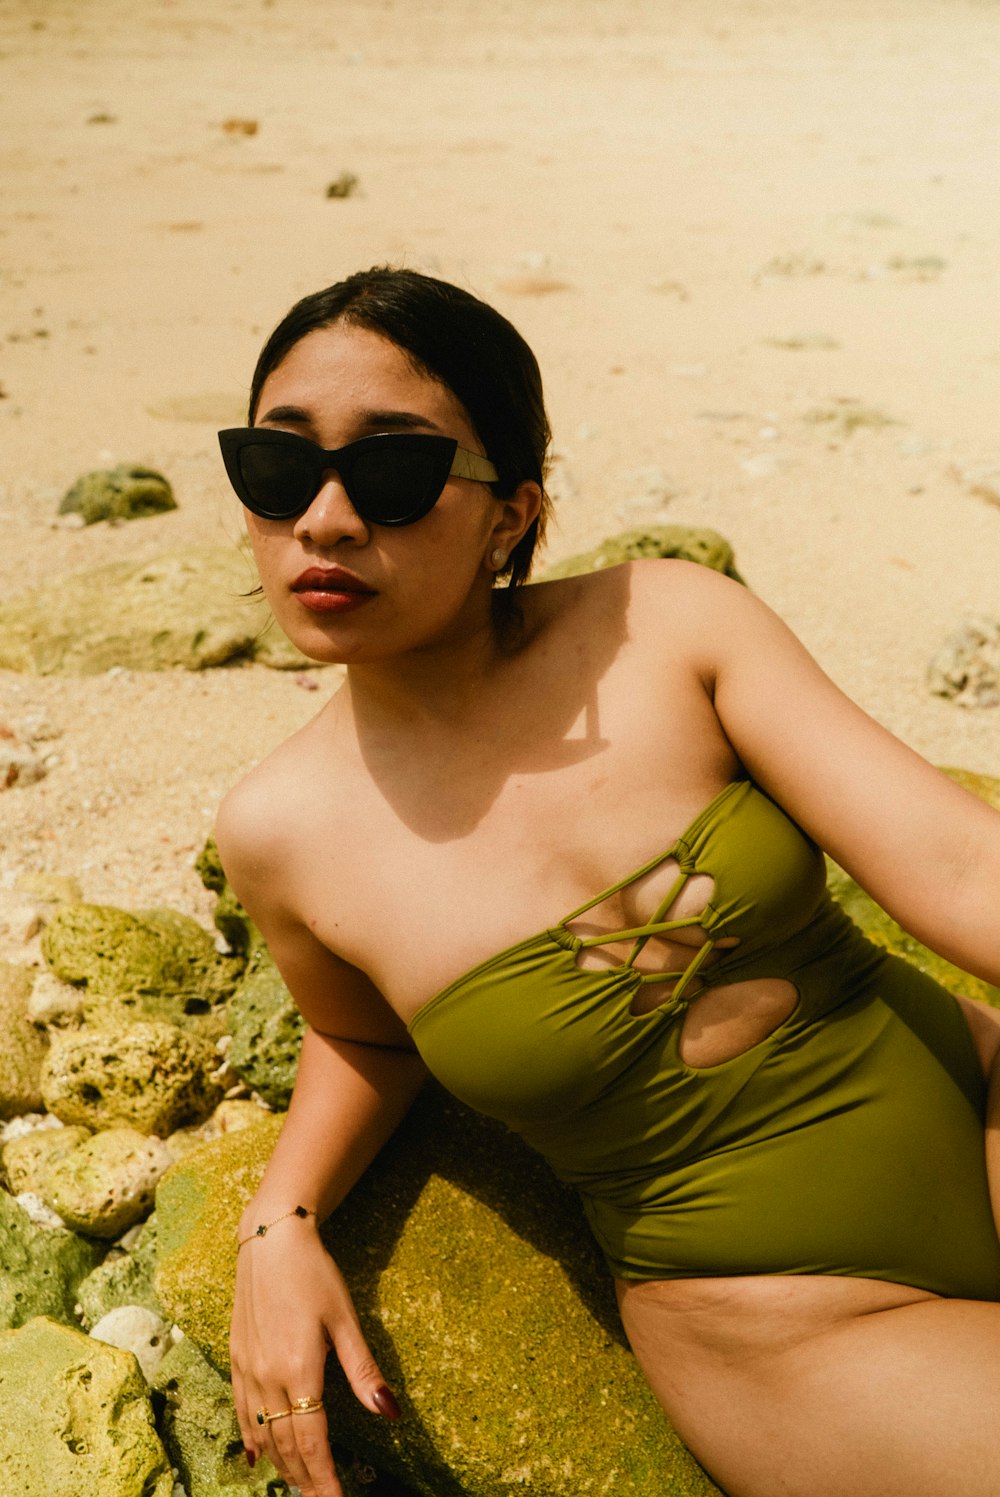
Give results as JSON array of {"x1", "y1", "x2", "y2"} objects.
[{"x1": 216, "y1": 266, "x2": 1000, "y2": 1497}]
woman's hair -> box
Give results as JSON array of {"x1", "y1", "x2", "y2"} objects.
[{"x1": 248, "y1": 266, "x2": 552, "y2": 589}]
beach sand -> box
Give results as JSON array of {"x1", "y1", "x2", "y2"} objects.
[{"x1": 2, "y1": 0, "x2": 999, "y2": 951}]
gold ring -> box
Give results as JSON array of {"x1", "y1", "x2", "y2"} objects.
[
  {"x1": 291, "y1": 1396, "x2": 324, "y2": 1414},
  {"x1": 256, "y1": 1406, "x2": 293, "y2": 1425}
]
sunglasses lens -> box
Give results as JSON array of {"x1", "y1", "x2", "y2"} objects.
[
  {"x1": 350, "y1": 444, "x2": 449, "y2": 524},
  {"x1": 238, "y1": 442, "x2": 317, "y2": 518}
]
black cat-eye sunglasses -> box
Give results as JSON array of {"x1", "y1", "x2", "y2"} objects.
[{"x1": 218, "y1": 427, "x2": 499, "y2": 527}]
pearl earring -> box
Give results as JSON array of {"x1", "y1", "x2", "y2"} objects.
[{"x1": 490, "y1": 547, "x2": 507, "y2": 568}]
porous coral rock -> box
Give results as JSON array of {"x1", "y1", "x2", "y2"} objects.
[
  {"x1": 42, "y1": 902, "x2": 244, "y2": 1010},
  {"x1": 225, "y1": 951, "x2": 304, "y2": 1110},
  {"x1": 0, "y1": 1316, "x2": 174, "y2": 1496},
  {"x1": 541, "y1": 524, "x2": 744, "y2": 582},
  {"x1": 152, "y1": 1335, "x2": 296, "y2": 1497},
  {"x1": 0, "y1": 1188, "x2": 104, "y2": 1330},
  {"x1": 39, "y1": 1126, "x2": 174, "y2": 1239},
  {"x1": 41, "y1": 1021, "x2": 225, "y2": 1136},
  {"x1": 0, "y1": 545, "x2": 316, "y2": 673},
  {"x1": 0, "y1": 959, "x2": 48, "y2": 1117},
  {"x1": 155, "y1": 1096, "x2": 720, "y2": 1497},
  {"x1": 76, "y1": 1214, "x2": 165, "y2": 1329},
  {"x1": 59, "y1": 462, "x2": 177, "y2": 524},
  {"x1": 2, "y1": 1121, "x2": 92, "y2": 1193}
]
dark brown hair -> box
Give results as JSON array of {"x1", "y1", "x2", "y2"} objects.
[{"x1": 248, "y1": 266, "x2": 551, "y2": 588}]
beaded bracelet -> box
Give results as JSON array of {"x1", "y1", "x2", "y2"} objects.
[{"x1": 236, "y1": 1204, "x2": 317, "y2": 1251}]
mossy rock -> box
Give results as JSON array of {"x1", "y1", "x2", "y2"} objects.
[
  {"x1": 0, "y1": 1316, "x2": 173, "y2": 1497},
  {"x1": 196, "y1": 835, "x2": 260, "y2": 958},
  {"x1": 155, "y1": 1093, "x2": 719, "y2": 1497},
  {"x1": 225, "y1": 950, "x2": 305, "y2": 1109},
  {"x1": 826, "y1": 768, "x2": 1000, "y2": 1009},
  {"x1": 0, "y1": 960, "x2": 48, "y2": 1119},
  {"x1": 41, "y1": 1023, "x2": 224, "y2": 1138},
  {"x1": 59, "y1": 463, "x2": 177, "y2": 525},
  {"x1": 41, "y1": 903, "x2": 244, "y2": 1023},
  {"x1": 0, "y1": 1188, "x2": 105, "y2": 1331},
  {"x1": 542, "y1": 525, "x2": 744, "y2": 583},
  {"x1": 76, "y1": 1215, "x2": 165, "y2": 1329},
  {"x1": 0, "y1": 545, "x2": 318, "y2": 673}
]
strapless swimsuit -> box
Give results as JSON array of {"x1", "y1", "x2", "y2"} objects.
[{"x1": 409, "y1": 779, "x2": 1000, "y2": 1300}]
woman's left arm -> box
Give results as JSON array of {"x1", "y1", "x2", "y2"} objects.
[{"x1": 671, "y1": 563, "x2": 1000, "y2": 985}]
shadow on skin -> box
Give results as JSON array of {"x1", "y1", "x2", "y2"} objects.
[{"x1": 349, "y1": 567, "x2": 632, "y2": 843}]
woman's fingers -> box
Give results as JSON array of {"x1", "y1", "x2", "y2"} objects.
[
  {"x1": 266, "y1": 1403, "x2": 343, "y2": 1497},
  {"x1": 326, "y1": 1309, "x2": 401, "y2": 1421}
]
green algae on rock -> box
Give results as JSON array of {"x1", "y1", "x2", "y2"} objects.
[
  {"x1": 541, "y1": 525, "x2": 744, "y2": 583},
  {"x1": 0, "y1": 545, "x2": 317, "y2": 673},
  {"x1": 226, "y1": 950, "x2": 305, "y2": 1109},
  {"x1": 0, "y1": 960, "x2": 48, "y2": 1118},
  {"x1": 0, "y1": 1188, "x2": 104, "y2": 1331},
  {"x1": 77, "y1": 1214, "x2": 166, "y2": 1329},
  {"x1": 152, "y1": 1334, "x2": 295, "y2": 1497},
  {"x1": 42, "y1": 902, "x2": 244, "y2": 1008},
  {"x1": 41, "y1": 1022, "x2": 225, "y2": 1137},
  {"x1": 155, "y1": 1095, "x2": 720, "y2": 1497},
  {"x1": 0, "y1": 1316, "x2": 174, "y2": 1497},
  {"x1": 59, "y1": 463, "x2": 177, "y2": 525},
  {"x1": 39, "y1": 1126, "x2": 174, "y2": 1239}
]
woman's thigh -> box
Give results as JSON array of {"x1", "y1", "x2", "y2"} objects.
[{"x1": 621, "y1": 1281, "x2": 1000, "y2": 1497}]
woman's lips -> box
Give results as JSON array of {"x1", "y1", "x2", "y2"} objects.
[{"x1": 291, "y1": 567, "x2": 377, "y2": 614}]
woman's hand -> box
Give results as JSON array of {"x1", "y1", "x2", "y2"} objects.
[{"x1": 231, "y1": 1216, "x2": 399, "y2": 1496}]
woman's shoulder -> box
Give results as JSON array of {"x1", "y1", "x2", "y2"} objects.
[{"x1": 525, "y1": 555, "x2": 750, "y2": 655}]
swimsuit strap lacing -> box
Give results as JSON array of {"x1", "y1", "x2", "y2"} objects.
[{"x1": 563, "y1": 860, "x2": 716, "y2": 1007}]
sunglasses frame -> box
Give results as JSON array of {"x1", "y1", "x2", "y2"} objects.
[{"x1": 218, "y1": 427, "x2": 499, "y2": 526}]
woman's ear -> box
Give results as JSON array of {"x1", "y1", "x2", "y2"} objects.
[{"x1": 485, "y1": 479, "x2": 542, "y2": 570}]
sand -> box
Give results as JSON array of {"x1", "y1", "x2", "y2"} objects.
[{"x1": 2, "y1": 0, "x2": 999, "y2": 954}]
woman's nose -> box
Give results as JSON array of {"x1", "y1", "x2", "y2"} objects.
[{"x1": 292, "y1": 470, "x2": 369, "y2": 545}]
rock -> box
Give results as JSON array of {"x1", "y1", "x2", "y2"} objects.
[
  {"x1": 0, "y1": 1316, "x2": 174, "y2": 1497},
  {"x1": 151, "y1": 1335, "x2": 293, "y2": 1497},
  {"x1": 90, "y1": 1304, "x2": 172, "y2": 1382},
  {"x1": 76, "y1": 1214, "x2": 165, "y2": 1329},
  {"x1": 928, "y1": 617, "x2": 1000, "y2": 708},
  {"x1": 154, "y1": 1096, "x2": 720, "y2": 1497},
  {"x1": 0, "y1": 960, "x2": 48, "y2": 1118},
  {"x1": 542, "y1": 525, "x2": 744, "y2": 583},
  {"x1": 59, "y1": 463, "x2": 177, "y2": 525},
  {"x1": 14, "y1": 1190, "x2": 66, "y2": 1228},
  {"x1": 39, "y1": 1125, "x2": 174, "y2": 1239},
  {"x1": 2, "y1": 1121, "x2": 92, "y2": 1193},
  {"x1": 42, "y1": 902, "x2": 244, "y2": 1011},
  {"x1": 827, "y1": 768, "x2": 1000, "y2": 1009},
  {"x1": 195, "y1": 836, "x2": 259, "y2": 956},
  {"x1": 0, "y1": 545, "x2": 320, "y2": 673},
  {"x1": 166, "y1": 1098, "x2": 273, "y2": 1160},
  {"x1": 41, "y1": 1023, "x2": 224, "y2": 1137},
  {"x1": 0, "y1": 1189, "x2": 104, "y2": 1331},
  {"x1": 26, "y1": 968, "x2": 86, "y2": 1026},
  {"x1": 225, "y1": 950, "x2": 305, "y2": 1110},
  {"x1": 0, "y1": 724, "x2": 48, "y2": 787}
]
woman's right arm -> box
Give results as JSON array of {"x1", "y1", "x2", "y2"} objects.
[{"x1": 216, "y1": 787, "x2": 427, "y2": 1497}]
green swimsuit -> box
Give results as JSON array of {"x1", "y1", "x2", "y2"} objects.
[{"x1": 409, "y1": 779, "x2": 1000, "y2": 1300}]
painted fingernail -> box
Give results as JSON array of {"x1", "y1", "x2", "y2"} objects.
[
  {"x1": 372, "y1": 1384, "x2": 401, "y2": 1420},
  {"x1": 244, "y1": 1447, "x2": 256, "y2": 1469}
]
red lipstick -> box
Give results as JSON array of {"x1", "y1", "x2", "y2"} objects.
[{"x1": 291, "y1": 566, "x2": 377, "y2": 614}]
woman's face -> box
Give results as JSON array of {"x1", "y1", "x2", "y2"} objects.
[{"x1": 244, "y1": 322, "x2": 507, "y2": 666}]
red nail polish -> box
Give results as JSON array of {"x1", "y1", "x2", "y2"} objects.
[
  {"x1": 245, "y1": 1447, "x2": 256, "y2": 1469},
  {"x1": 372, "y1": 1385, "x2": 401, "y2": 1421}
]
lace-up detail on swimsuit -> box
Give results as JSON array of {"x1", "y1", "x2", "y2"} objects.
[{"x1": 562, "y1": 854, "x2": 730, "y2": 1018}]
